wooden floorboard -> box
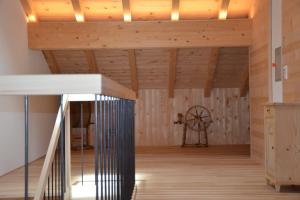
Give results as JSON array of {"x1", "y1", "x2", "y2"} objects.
[
  {"x1": 135, "y1": 145, "x2": 300, "y2": 200},
  {"x1": 1, "y1": 145, "x2": 300, "y2": 199}
]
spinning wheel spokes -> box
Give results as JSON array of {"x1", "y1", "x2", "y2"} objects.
[{"x1": 185, "y1": 105, "x2": 212, "y2": 132}]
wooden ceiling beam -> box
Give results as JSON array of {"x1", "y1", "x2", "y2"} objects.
[
  {"x1": 168, "y1": 49, "x2": 177, "y2": 98},
  {"x1": 205, "y1": 0, "x2": 230, "y2": 95},
  {"x1": 128, "y1": 49, "x2": 138, "y2": 97},
  {"x1": 204, "y1": 48, "x2": 219, "y2": 97},
  {"x1": 240, "y1": 67, "x2": 249, "y2": 97},
  {"x1": 71, "y1": 0, "x2": 84, "y2": 22},
  {"x1": 19, "y1": 0, "x2": 38, "y2": 22},
  {"x1": 28, "y1": 19, "x2": 252, "y2": 49},
  {"x1": 84, "y1": 50, "x2": 98, "y2": 73},
  {"x1": 42, "y1": 51, "x2": 60, "y2": 74},
  {"x1": 219, "y1": 0, "x2": 230, "y2": 20},
  {"x1": 171, "y1": 0, "x2": 180, "y2": 21},
  {"x1": 122, "y1": 0, "x2": 132, "y2": 22}
]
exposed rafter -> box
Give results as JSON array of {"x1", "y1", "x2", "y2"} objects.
[
  {"x1": 42, "y1": 51, "x2": 60, "y2": 74},
  {"x1": 240, "y1": 67, "x2": 249, "y2": 97},
  {"x1": 171, "y1": 0, "x2": 180, "y2": 21},
  {"x1": 19, "y1": 0, "x2": 38, "y2": 22},
  {"x1": 204, "y1": 0, "x2": 230, "y2": 96},
  {"x1": 204, "y1": 48, "x2": 219, "y2": 97},
  {"x1": 168, "y1": 49, "x2": 177, "y2": 98},
  {"x1": 71, "y1": 0, "x2": 84, "y2": 22},
  {"x1": 128, "y1": 49, "x2": 138, "y2": 97},
  {"x1": 84, "y1": 50, "x2": 98, "y2": 73},
  {"x1": 122, "y1": 0, "x2": 131, "y2": 22},
  {"x1": 219, "y1": 0, "x2": 230, "y2": 20},
  {"x1": 28, "y1": 19, "x2": 252, "y2": 49}
]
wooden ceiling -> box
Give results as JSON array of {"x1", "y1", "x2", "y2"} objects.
[
  {"x1": 23, "y1": 0, "x2": 252, "y2": 22},
  {"x1": 20, "y1": 0, "x2": 252, "y2": 97}
]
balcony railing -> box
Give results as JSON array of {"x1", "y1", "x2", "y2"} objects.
[{"x1": 0, "y1": 74, "x2": 136, "y2": 200}]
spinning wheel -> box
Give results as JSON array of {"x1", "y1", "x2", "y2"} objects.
[
  {"x1": 185, "y1": 106, "x2": 212, "y2": 132},
  {"x1": 174, "y1": 105, "x2": 213, "y2": 147}
]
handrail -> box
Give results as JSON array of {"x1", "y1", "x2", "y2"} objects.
[
  {"x1": 34, "y1": 95, "x2": 70, "y2": 200},
  {"x1": 0, "y1": 74, "x2": 136, "y2": 100},
  {"x1": 0, "y1": 74, "x2": 136, "y2": 199}
]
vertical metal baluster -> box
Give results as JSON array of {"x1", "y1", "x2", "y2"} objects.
[
  {"x1": 120, "y1": 99, "x2": 123, "y2": 200},
  {"x1": 80, "y1": 102, "x2": 84, "y2": 185},
  {"x1": 60, "y1": 95, "x2": 65, "y2": 200},
  {"x1": 130, "y1": 101, "x2": 133, "y2": 194},
  {"x1": 55, "y1": 150, "x2": 57, "y2": 200},
  {"x1": 24, "y1": 96, "x2": 29, "y2": 200},
  {"x1": 48, "y1": 176, "x2": 50, "y2": 199},
  {"x1": 58, "y1": 136, "x2": 61, "y2": 200},
  {"x1": 111, "y1": 97, "x2": 113, "y2": 200},
  {"x1": 126, "y1": 100, "x2": 129, "y2": 200},
  {"x1": 116, "y1": 97, "x2": 118, "y2": 200},
  {"x1": 112, "y1": 97, "x2": 116, "y2": 200},
  {"x1": 113, "y1": 98, "x2": 116, "y2": 200},
  {"x1": 104, "y1": 96, "x2": 107, "y2": 200},
  {"x1": 122, "y1": 99, "x2": 125, "y2": 200},
  {"x1": 51, "y1": 163, "x2": 54, "y2": 199},
  {"x1": 99, "y1": 95, "x2": 103, "y2": 200},
  {"x1": 94, "y1": 94, "x2": 99, "y2": 200},
  {"x1": 132, "y1": 101, "x2": 136, "y2": 194},
  {"x1": 108, "y1": 97, "x2": 111, "y2": 200},
  {"x1": 117, "y1": 98, "x2": 120, "y2": 200}
]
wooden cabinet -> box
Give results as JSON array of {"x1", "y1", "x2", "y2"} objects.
[{"x1": 264, "y1": 103, "x2": 300, "y2": 191}]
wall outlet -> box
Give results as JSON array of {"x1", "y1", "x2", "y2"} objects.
[{"x1": 283, "y1": 65, "x2": 288, "y2": 80}]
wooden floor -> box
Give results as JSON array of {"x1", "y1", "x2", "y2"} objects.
[
  {"x1": 1, "y1": 145, "x2": 300, "y2": 199},
  {"x1": 134, "y1": 145, "x2": 300, "y2": 200}
]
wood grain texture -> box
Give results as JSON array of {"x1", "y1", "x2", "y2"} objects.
[
  {"x1": 122, "y1": 0, "x2": 131, "y2": 21},
  {"x1": 282, "y1": 0, "x2": 300, "y2": 102},
  {"x1": 168, "y1": 49, "x2": 177, "y2": 98},
  {"x1": 128, "y1": 50, "x2": 138, "y2": 96},
  {"x1": 264, "y1": 104, "x2": 300, "y2": 189},
  {"x1": 84, "y1": 50, "x2": 98, "y2": 73},
  {"x1": 135, "y1": 88, "x2": 249, "y2": 146},
  {"x1": 249, "y1": 0, "x2": 270, "y2": 164},
  {"x1": 42, "y1": 51, "x2": 60, "y2": 73},
  {"x1": 46, "y1": 48, "x2": 249, "y2": 90},
  {"x1": 2, "y1": 146, "x2": 300, "y2": 199},
  {"x1": 204, "y1": 48, "x2": 220, "y2": 97},
  {"x1": 22, "y1": 0, "x2": 253, "y2": 22},
  {"x1": 28, "y1": 19, "x2": 252, "y2": 49},
  {"x1": 135, "y1": 146, "x2": 300, "y2": 200}
]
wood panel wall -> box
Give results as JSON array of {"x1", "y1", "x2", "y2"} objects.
[
  {"x1": 249, "y1": 0, "x2": 270, "y2": 163},
  {"x1": 135, "y1": 88, "x2": 249, "y2": 146},
  {"x1": 283, "y1": 0, "x2": 300, "y2": 102}
]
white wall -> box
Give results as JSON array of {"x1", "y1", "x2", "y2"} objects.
[
  {"x1": 0, "y1": 0, "x2": 57, "y2": 176},
  {"x1": 271, "y1": 0, "x2": 283, "y2": 102}
]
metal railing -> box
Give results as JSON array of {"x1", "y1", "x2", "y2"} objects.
[
  {"x1": 0, "y1": 74, "x2": 136, "y2": 200},
  {"x1": 94, "y1": 95, "x2": 135, "y2": 200}
]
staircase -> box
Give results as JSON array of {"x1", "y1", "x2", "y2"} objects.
[{"x1": 0, "y1": 74, "x2": 136, "y2": 200}]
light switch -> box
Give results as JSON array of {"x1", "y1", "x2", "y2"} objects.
[{"x1": 283, "y1": 65, "x2": 288, "y2": 80}]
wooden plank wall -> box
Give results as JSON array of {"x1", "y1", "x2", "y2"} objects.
[
  {"x1": 249, "y1": 0, "x2": 270, "y2": 163},
  {"x1": 135, "y1": 88, "x2": 249, "y2": 146},
  {"x1": 283, "y1": 0, "x2": 300, "y2": 102}
]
